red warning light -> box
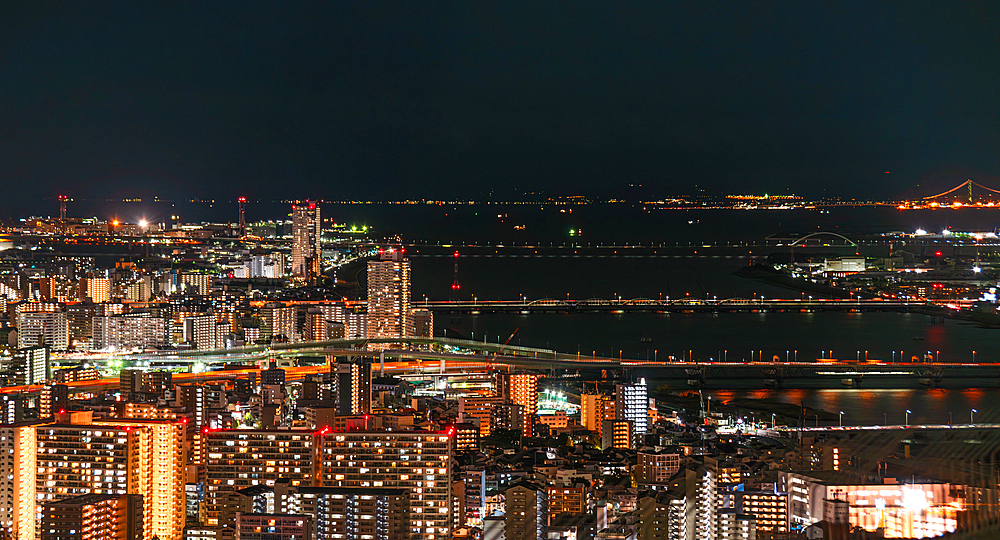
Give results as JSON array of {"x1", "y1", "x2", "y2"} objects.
[
  {"x1": 58, "y1": 409, "x2": 66, "y2": 414},
  {"x1": 934, "y1": 251, "x2": 943, "y2": 257},
  {"x1": 454, "y1": 251, "x2": 460, "y2": 258},
  {"x1": 238, "y1": 197, "x2": 247, "y2": 203},
  {"x1": 451, "y1": 284, "x2": 460, "y2": 290}
]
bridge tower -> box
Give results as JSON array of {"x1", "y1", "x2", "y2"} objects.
[
  {"x1": 238, "y1": 197, "x2": 247, "y2": 237},
  {"x1": 58, "y1": 195, "x2": 67, "y2": 231},
  {"x1": 450, "y1": 251, "x2": 460, "y2": 300}
]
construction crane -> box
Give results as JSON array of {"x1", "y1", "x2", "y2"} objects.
[{"x1": 487, "y1": 328, "x2": 519, "y2": 368}]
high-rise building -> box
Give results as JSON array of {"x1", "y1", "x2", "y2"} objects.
[
  {"x1": 204, "y1": 430, "x2": 315, "y2": 527},
  {"x1": 39, "y1": 384, "x2": 69, "y2": 418},
  {"x1": 93, "y1": 314, "x2": 168, "y2": 350},
  {"x1": 738, "y1": 491, "x2": 788, "y2": 535},
  {"x1": 601, "y1": 419, "x2": 633, "y2": 450},
  {"x1": 366, "y1": 249, "x2": 410, "y2": 340},
  {"x1": 81, "y1": 277, "x2": 112, "y2": 303},
  {"x1": 458, "y1": 396, "x2": 501, "y2": 437},
  {"x1": 11, "y1": 347, "x2": 49, "y2": 385},
  {"x1": 580, "y1": 393, "x2": 600, "y2": 432},
  {"x1": 0, "y1": 422, "x2": 39, "y2": 540},
  {"x1": 318, "y1": 431, "x2": 452, "y2": 540},
  {"x1": 291, "y1": 201, "x2": 322, "y2": 282},
  {"x1": 498, "y1": 372, "x2": 539, "y2": 437},
  {"x1": 35, "y1": 412, "x2": 187, "y2": 540},
  {"x1": 40, "y1": 493, "x2": 144, "y2": 540},
  {"x1": 17, "y1": 312, "x2": 69, "y2": 350},
  {"x1": 408, "y1": 308, "x2": 433, "y2": 338},
  {"x1": 180, "y1": 273, "x2": 211, "y2": 296},
  {"x1": 183, "y1": 315, "x2": 217, "y2": 350},
  {"x1": 616, "y1": 380, "x2": 648, "y2": 447},
  {"x1": 505, "y1": 480, "x2": 547, "y2": 540},
  {"x1": 299, "y1": 487, "x2": 410, "y2": 540}
]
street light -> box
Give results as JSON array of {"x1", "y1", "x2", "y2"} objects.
[
  {"x1": 839, "y1": 411, "x2": 844, "y2": 427},
  {"x1": 905, "y1": 409, "x2": 911, "y2": 426},
  {"x1": 971, "y1": 408, "x2": 978, "y2": 425}
]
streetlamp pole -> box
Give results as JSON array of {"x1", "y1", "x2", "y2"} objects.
[
  {"x1": 971, "y1": 408, "x2": 978, "y2": 425},
  {"x1": 905, "y1": 409, "x2": 911, "y2": 426},
  {"x1": 839, "y1": 411, "x2": 844, "y2": 428}
]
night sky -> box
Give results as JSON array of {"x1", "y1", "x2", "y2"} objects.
[{"x1": 2, "y1": 2, "x2": 999, "y2": 207}]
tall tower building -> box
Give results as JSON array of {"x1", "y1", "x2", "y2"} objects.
[
  {"x1": 366, "y1": 248, "x2": 411, "y2": 340},
  {"x1": 498, "y1": 372, "x2": 539, "y2": 437},
  {"x1": 35, "y1": 412, "x2": 186, "y2": 540},
  {"x1": 0, "y1": 422, "x2": 39, "y2": 540},
  {"x1": 616, "y1": 379, "x2": 648, "y2": 447},
  {"x1": 291, "y1": 201, "x2": 322, "y2": 282}
]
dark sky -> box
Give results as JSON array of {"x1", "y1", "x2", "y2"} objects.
[{"x1": 2, "y1": 2, "x2": 999, "y2": 205}]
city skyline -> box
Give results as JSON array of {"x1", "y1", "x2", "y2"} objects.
[{"x1": 2, "y1": 3, "x2": 1000, "y2": 539}]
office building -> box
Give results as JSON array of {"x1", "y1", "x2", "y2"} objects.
[
  {"x1": 17, "y1": 311, "x2": 69, "y2": 350},
  {"x1": 40, "y1": 494, "x2": 144, "y2": 540},
  {"x1": 615, "y1": 380, "x2": 648, "y2": 447},
  {"x1": 778, "y1": 471, "x2": 964, "y2": 538},
  {"x1": 318, "y1": 431, "x2": 452, "y2": 540},
  {"x1": 366, "y1": 249, "x2": 410, "y2": 340},
  {"x1": 291, "y1": 201, "x2": 322, "y2": 282},
  {"x1": 505, "y1": 480, "x2": 547, "y2": 540}
]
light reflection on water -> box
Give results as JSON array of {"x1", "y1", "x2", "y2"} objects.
[{"x1": 703, "y1": 387, "x2": 1000, "y2": 427}]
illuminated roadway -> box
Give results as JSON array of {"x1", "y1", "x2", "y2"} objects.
[{"x1": 17, "y1": 336, "x2": 1000, "y2": 396}]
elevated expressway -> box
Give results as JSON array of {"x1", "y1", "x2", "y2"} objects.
[{"x1": 9, "y1": 337, "x2": 1000, "y2": 397}]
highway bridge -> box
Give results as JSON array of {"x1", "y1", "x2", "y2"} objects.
[
  {"x1": 415, "y1": 298, "x2": 939, "y2": 314},
  {"x1": 26, "y1": 337, "x2": 1000, "y2": 398}
]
